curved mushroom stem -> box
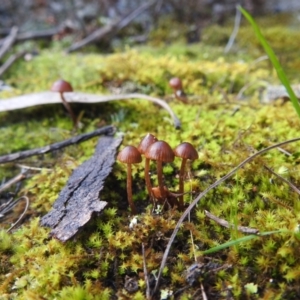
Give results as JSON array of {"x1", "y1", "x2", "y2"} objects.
[
  {"x1": 145, "y1": 158, "x2": 153, "y2": 200},
  {"x1": 178, "y1": 158, "x2": 187, "y2": 210},
  {"x1": 60, "y1": 92, "x2": 77, "y2": 128},
  {"x1": 126, "y1": 164, "x2": 137, "y2": 214},
  {"x1": 156, "y1": 161, "x2": 166, "y2": 199}
]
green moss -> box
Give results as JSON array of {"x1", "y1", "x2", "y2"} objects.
[{"x1": 1, "y1": 18, "x2": 300, "y2": 298}]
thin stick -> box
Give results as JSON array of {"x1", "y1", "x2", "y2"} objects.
[
  {"x1": 0, "y1": 172, "x2": 27, "y2": 193},
  {"x1": 0, "y1": 26, "x2": 65, "y2": 47},
  {"x1": 0, "y1": 197, "x2": 15, "y2": 215},
  {"x1": 0, "y1": 50, "x2": 26, "y2": 77},
  {"x1": 151, "y1": 136, "x2": 300, "y2": 296},
  {"x1": 0, "y1": 125, "x2": 115, "y2": 164},
  {"x1": 16, "y1": 164, "x2": 52, "y2": 172},
  {"x1": 142, "y1": 243, "x2": 151, "y2": 299},
  {"x1": 0, "y1": 26, "x2": 18, "y2": 60},
  {"x1": 200, "y1": 283, "x2": 208, "y2": 300},
  {"x1": 204, "y1": 210, "x2": 259, "y2": 234},
  {"x1": 6, "y1": 196, "x2": 29, "y2": 232},
  {"x1": 66, "y1": 1, "x2": 157, "y2": 53},
  {"x1": 263, "y1": 165, "x2": 300, "y2": 196},
  {"x1": 187, "y1": 172, "x2": 197, "y2": 262},
  {"x1": 224, "y1": 7, "x2": 241, "y2": 53}
]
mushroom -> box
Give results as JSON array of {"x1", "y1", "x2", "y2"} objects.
[
  {"x1": 137, "y1": 133, "x2": 158, "y2": 199},
  {"x1": 51, "y1": 79, "x2": 77, "y2": 128},
  {"x1": 117, "y1": 145, "x2": 142, "y2": 214},
  {"x1": 145, "y1": 140, "x2": 174, "y2": 199},
  {"x1": 151, "y1": 186, "x2": 179, "y2": 208},
  {"x1": 169, "y1": 77, "x2": 188, "y2": 103},
  {"x1": 174, "y1": 142, "x2": 198, "y2": 209}
]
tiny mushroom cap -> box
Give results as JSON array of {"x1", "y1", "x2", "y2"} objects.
[
  {"x1": 145, "y1": 140, "x2": 174, "y2": 162},
  {"x1": 51, "y1": 79, "x2": 73, "y2": 93},
  {"x1": 169, "y1": 77, "x2": 183, "y2": 91},
  {"x1": 174, "y1": 142, "x2": 198, "y2": 161},
  {"x1": 117, "y1": 145, "x2": 142, "y2": 164},
  {"x1": 137, "y1": 133, "x2": 157, "y2": 155}
]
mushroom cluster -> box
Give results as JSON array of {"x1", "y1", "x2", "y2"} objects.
[{"x1": 117, "y1": 134, "x2": 198, "y2": 214}]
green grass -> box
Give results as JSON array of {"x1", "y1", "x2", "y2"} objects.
[{"x1": 239, "y1": 6, "x2": 300, "y2": 119}]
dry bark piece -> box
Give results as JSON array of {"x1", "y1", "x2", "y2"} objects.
[{"x1": 40, "y1": 135, "x2": 122, "y2": 242}]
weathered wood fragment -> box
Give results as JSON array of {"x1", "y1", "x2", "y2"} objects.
[{"x1": 40, "y1": 135, "x2": 122, "y2": 242}]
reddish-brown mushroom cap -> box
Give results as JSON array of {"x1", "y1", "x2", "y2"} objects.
[
  {"x1": 169, "y1": 77, "x2": 183, "y2": 91},
  {"x1": 145, "y1": 140, "x2": 174, "y2": 163},
  {"x1": 174, "y1": 142, "x2": 198, "y2": 210},
  {"x1": 51, "y1": 79, "x2": 73, "y2": 93},
  {"x1": 174, "y1": 142, "x2": 198, "y2": 161},
  {"x1": 117, "y1": 145, "x2": 141, "y2": 215},
  {"x1": 138, "y1": 133, "x2": 158, "y2": 201},
  {"x1": 117, "y1": 145, "x2": 142, "y2": 164},
  {"x1": 137, "y1": 133, "x2": 157, "y2": 155},
  {"x1": 145, "y1": 140, "x2": 174, "y2": 200}
]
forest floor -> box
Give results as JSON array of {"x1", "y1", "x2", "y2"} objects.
[{"x1": 1, "y1": 13, "x2": 300, "y2": 300}]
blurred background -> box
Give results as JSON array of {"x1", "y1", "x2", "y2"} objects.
[{"x1": 1, "y1": 0, "x2": 300, "y2": 50}]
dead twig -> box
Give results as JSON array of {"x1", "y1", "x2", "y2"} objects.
[
  {"x1": 0, "y1": 26, "x2": 70, "y2": 47},
  {"x1": 16, "y1": 164, "x2": 52, "y2": 172},
  {"x1": 6, "y1": 196, "x2": 29, "y2": 232},
  {"x1": 263, "y1": 165, "x2": 300, "y2": 196},
  {"x1": 200, "y1": 283, "x2": 208, "y2": 300},
  {"x1": 142, "y1": 243, "x2": 151, "y2": 299},
  {"x1": 0, "y1": 171, "x2": 27, "y2": 193},
  {"x1": 0, "y1": 125, "x2": 115, "y2": 164},
  {"x1": 151, "y1": 136, "x2": 300, "y2": 296},
  {"x1": 224, "y1": 7, "x2": 241, "y2": 53},
  {"x1": 204, "y1": 210, "x2": 259, "y2": 234},
  {"x1": 276, "y1": 147, "x2": 292, "y2": 156},
  {"x1": 66, "y1": 0, "x2": 157, "y2": 53},
  {"x1": 0, "y1": 26, "x2": 18, "y2": 60},
  {"x1": 0, "y1": 50, "x2": 25, "y2": 78},
  {"x1": 0, "y1": 92, "x2": 181, "y2": 128},
  {"x1": 0, "y1": 197, "x2": 15, "y2": 216}
]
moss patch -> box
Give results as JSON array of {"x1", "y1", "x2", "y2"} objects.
[{"x1": 1, "y1": 19, "x2": 300, "y2": 299}]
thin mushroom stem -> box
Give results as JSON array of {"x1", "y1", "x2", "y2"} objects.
[
  {"x1": 156, "y1": 161, "x2": 166, "y2": 199},
  {"x1": 178, "y1": 158, "x2": 187, "y2": 210},
  {"x1": 60, "y1": 92, "x2": 77, "y2": 128},
  {"x1": 145, "y1": 158, "x2": 153, "y2": 200},
  {"x1": 126, "y1": 164, "x2": 137, "y2": 214}
]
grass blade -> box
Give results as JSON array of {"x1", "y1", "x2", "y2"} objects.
[
  {"x1": 238, "y1": 5, "x2": 300, "y2": 119},
  {"x1": 202, "y1": 230, "x2": 283, "y2": 254}
]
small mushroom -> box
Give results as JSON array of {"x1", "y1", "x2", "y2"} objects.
[
  {"x1": 151, "y1": 186, "x2": 179, "y2": 208},
  {"x1": 137, "y1": 133, "x2": 158, "y2": 199},
  {"x1": 174, "y1": 142, "x2": 198, "y2": 209},
  {"x1": 51, "y1": 79, "x2": 77, "y2": 128},
  {"x1": 169, "y1": 77, "x2": 188, "y2": 103},
  {"x1": 117, "y1": 145, "x2": 142, "y2": 214},
  {"x1": 145, "y1": 140, "x2": 174, "y2": 199}
]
